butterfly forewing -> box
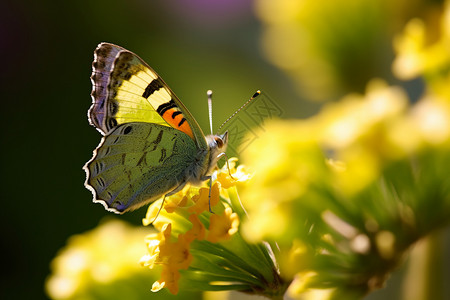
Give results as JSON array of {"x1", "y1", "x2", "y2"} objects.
[
  {"x1": 106, "y1": 51, "x2": 168, "y2": 131},
  {"x1": 89, "y1": 43, "x2": 207, "y2": 151},
  {"x1": 89, "y1": 43, "x2": 124, "y2": 133}
]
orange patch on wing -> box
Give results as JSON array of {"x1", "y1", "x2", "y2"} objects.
[{"x1": 162, "y1": 108, "x2": 194, "y2": 139}]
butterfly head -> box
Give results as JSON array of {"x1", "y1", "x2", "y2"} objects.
[
  {"x1": 206, "y1": 131, "x2": 228, "y2": 164},
  {"x1": 207, "y1": 131, "x2": 228, "y2": 152}
]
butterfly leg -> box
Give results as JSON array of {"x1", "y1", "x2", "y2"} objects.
[
  {"x1": 150, "y1": 182, "x2": 188, "y2": 224},
  {"x1": 218, "y1": 152, "x2": 236, "y2": 181},
  {"x1": 207, "y1": 176, "x2": 214, "y2": 213},
  {"x1": 201, "y1": 153, "x2": 235, "y2": 214},
  {"x1": 149, "y1": 196, "x2": 166, "y2": 224},
  {"x1": 198, "y1": 174, "x2": 214, "y2": 213}
]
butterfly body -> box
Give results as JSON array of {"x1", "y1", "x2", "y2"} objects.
[{"x1": 84, "y1": 43, "x2": 228, "y2": 213}]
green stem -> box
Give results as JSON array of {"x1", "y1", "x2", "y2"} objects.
[{"x1": 401, "y1": 230, "x2": 444, "y2": 300}]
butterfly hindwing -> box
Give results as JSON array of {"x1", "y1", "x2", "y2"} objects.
[{"x1": 85, "y1": 122, "x2": 198, "y2": 212}]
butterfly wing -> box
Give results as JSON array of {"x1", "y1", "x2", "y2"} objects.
[
  {"x1": 85, "y1": 122, "x2": 198, "y2": 213},
  {"x1": 89, "y1": 43, "x2": 207, "y2": 151},
  {"x1": 85, "y1": 43, "x2": 216, "y2": 213}
]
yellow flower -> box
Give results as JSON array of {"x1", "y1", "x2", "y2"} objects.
[
  {"x1": 316, "y1": 80, "x2": 409, "y2": 194},
  {"x1": 162, "y1": 190, "x2": 189, "y2": 213},
  {"x1": 46, "y1": 219, "x2": 153, "y2": 300},
  {"x1": 409, "y1": 96, "x2": 450, "y2": 146},
  {"x1": 161, "y1": 232, "x2": 193, "y2": 270},
  {"x1": 240, "y1": 71, "x2": 450, "y2": 298},
  {"x1": 288, "y1": 277, "x2": 335, "y2": 300},
  {"x1": 142, "y1": 186, "x2": 204, "y2": 231},
  {"x1": 207, "y1": 207, "x2": 240, "y2": 243},
  {"x1": 151, "y1": 266, "x2": 181, "y2": 294},
  {"x1": 216, "y1": 157, "x2": 252, "y2": 189},
  {"x1": 255, "y1": 0, "x2": 401, "y2": 101},
  {"x1": 240, "y1": 119, "x2": 328, "y2": 243},
  {"x1": 185, "y1": 213, "x2": 206, "y2": 242},
  {"x1": 279, "y1": 240, "x2": 314, "y2": 279},
  {"x1": 141, "y1": 223, "x2": 193, "y2": 294},
  {"x1": 287, "y1": 272, "x2": 321, "y2": 297},
  {"x1": 140, "y1": 159, "x2": 265, "y2": 295},
  {"x1": 188, "y1": 183, "x2": 220, "y2": 214},
  {"x1": 319, "y1": 80, "x2": 407, "y2": 150},
  {"x1": 392, "y1": 0, "x2": 450, "y2": 99},
  {"x1": 139, "y1": 158, "x2": 284, "y2": 296},
  {"x1": 140, "y1": 235, "x2": 161, "y2": 269},
  {"x1": 393, "y1": 16, "x2": 450, "y2": 80}
]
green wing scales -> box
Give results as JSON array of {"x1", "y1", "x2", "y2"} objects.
[{"x1": 85, "y1": 122, "x2": 198, "y2": 213}]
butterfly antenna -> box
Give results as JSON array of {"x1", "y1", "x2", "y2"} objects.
[
  {"x1": 217, "y1": 90, "x2": 261, "y2": 133},
  {"x1": 207, "y1": 90, "x2": 214, "y2": 135}
]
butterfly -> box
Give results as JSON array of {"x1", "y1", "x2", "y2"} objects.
[{"x1": 84, "y1": 42, "x2": 228, "y2": 214}]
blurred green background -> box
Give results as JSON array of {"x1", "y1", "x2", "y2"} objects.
[
  {"x1": 2, "y1": 1, "x2": 304, "y2": 299},
  {"x1": 2, "y1": 0, "x2": 449, "y2": 299}
]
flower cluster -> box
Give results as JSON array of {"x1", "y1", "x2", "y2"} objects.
[
  {"x1": 254, "y1": 0, "x2": 447, "y2": 101},
  {"x1": 45, "y1": 220, "x2": 154, "y2": 300},
  {"x1": 139, "y1": 159, "x2": 286, "y2": 297},
  {"x1": 241, "y1": 80, "x2": 450, "y2": 298},
  {"x1": 239, "y1": 3, "x2": 450, "y2": 296}
]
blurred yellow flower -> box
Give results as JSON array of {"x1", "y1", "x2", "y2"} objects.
[
  {"x1": 287, "y1": 272, "x2": 323, "y2": 297},
  {"x1": 277, "y1": 239, "x2": 315, "y2": 280},
  {"x1": 46, "y1": 219, "x2": 153, "y2": 300},
  {"x1": 318, "y1": 80, "x2": 410, "y2": 194},
  {"x1": 240, "y1": 119, "x2": 329, "y2": 242},
  {"x1": 241, "y1": 79, "x2": 419, "y2": 245},
  {"x1": 409, "y1": 95, "x2": 450, "y2": 146},
  {"x1": 393, "y1": 0, "x2": 450, "y2": 99},
  {"x1": 241, "y1": 72, "x2": 450, "y2": 297},
  {"x1": 255, "y1": 0, "x2": 397, "y2": 100},
  {"x1": 319, "y1": 80, "x2": 408, "y2": 150}
]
